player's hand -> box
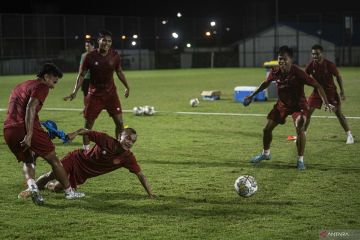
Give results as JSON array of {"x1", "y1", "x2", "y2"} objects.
[
  {"x1": 63, "y1": 93, "x2": 77, "y2": 101},
  {"x1": 124, "y1": 88, "x2": 130, "y2": 98},
  {"x1": 20, "y1": 135, "x2": 32, "y2": 151},
  {"x1": 340, "y1": 91, "x2": 346, "y2": 101},
  {"x1": 324, "y1": 103, "x2": 335, "y2": 112},
  {"x1": 243, "y1": 96, "x2": 252, "y2": 107}
]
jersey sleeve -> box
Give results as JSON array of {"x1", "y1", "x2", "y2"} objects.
[
  {"x1": 114, "y1": 52, "x2": 121, "y2": 71},
  {"x1": 31, "y1": 83, "x2": 49, "y2": 104},
  {"x1": 124, "y1": 154, "x2": 141, "y2": 174},
  {"x1": 80, "y1": 53, "x2": 90, "y2": 72},
  {"x1": 298, "y1": 68, "x2": 317, "y2": 86},
  {"x1": 304, "y1": 63, "x2": 312, "y2": 75},
  {"x1": 265, "y1": 68, "x2": 277, "y2": 83},
  {"x1": 86, "y1": 131, "x2": 112, "y2": 147},
  {"x1": 328, "y1": 62, "x2": 340, "y2": 77}
]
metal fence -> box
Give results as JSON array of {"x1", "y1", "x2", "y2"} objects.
[{"x1": 0, "y1": 12, "x2": 359, "y2": 75}]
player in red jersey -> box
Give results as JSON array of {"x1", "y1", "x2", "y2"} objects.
[
  {"x1": 244, "y1": 46, "x2": 334, "y2": 170},
  {"x1": 304, "y1": 44, "x2": 354, "y2": 144},
  {"x1": 32, "y1": 128, "x2": 156, "y2": 198},
  {"x1": 64, "y1": 30, "x2": 130, "y2": 152},
  {"x1": 3, "y1": 63, "x2": 85, "y2": 205}
]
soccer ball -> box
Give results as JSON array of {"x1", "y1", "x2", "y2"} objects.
[
  {"x1": 190, "y1": 98, "x2": 200, "y2": 107},
  {"x1": 132, "y1": 106, "x2": 144, "y2": 116},
  {"x1": 143, "y1": 106, "x2": 155, "y2": 116},
  {"x1": 234, "y1": 175, "x2": 258, "y2": 197}
]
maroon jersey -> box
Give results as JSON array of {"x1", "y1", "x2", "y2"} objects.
[
  {"x1": 81, "y1": 49, "x2": 121, "y2": 96},
  {"x1": 305, "y1": 59, "x2": 339, "y2": 92},
  {"x1": 4, "y1": 80, "x2": 49, "y2": 129},
  {"x1": 266, "y1": 65, "x2": 317, "y2": 108},
  {"x1": 65, "y1": 131, "x2": 140, "y2": 185}
]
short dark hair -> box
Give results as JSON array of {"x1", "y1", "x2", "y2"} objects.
[
  {"x1": 312, "y1": 44, "x2": 323, "y2": 52},
  {"x1": 125, "y1": 127, "x2": 137, "y2": 135},
  {"x1": 98, "y1": 30, "x2": 112, "y2": 39},
  {"x1": 278, "y1": 45, "x2": 293, "y2": 58},
  {"x1": 37, "y1": 63, "x2": 63, "y2": 78},
  {"x1": 85, "y1": 39, "x2": 95, "y2": 46}
]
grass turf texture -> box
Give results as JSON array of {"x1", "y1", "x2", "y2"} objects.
[{"x1": 0, "y1": 68, "x2": 359, "y2": 239}]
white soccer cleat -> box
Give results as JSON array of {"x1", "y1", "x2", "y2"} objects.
[
  {"x1": 29, "y1": 184, "x2": 45, "y2": 205},
  {"x1": 346, "y1": 135, "x2": 354, "y2": 144},
  {"x1": 65, "y1": 190, "x2": 85, "y2": 200}
]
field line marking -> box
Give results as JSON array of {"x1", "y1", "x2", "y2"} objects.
[{"x1": 1, "y1": 108, "x2": 360, "y2": 119}]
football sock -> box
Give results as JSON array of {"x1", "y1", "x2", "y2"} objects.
[
  {"x1": 83, "y1": 144, "x2": 90, "y2": 151},
  {"x1": 346, "y1": 131, "x2": 352, "y2": 137},
  {"x1": 26, "y1": 178, "x2": 38, "y2": 190},
  {"x1": 298, "y1": 156, "x2": 304, "y2": 162},
  {"x1": 263, "y1": 149, "x2": 270, "y2": 156}
]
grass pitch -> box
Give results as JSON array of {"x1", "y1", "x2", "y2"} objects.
[{"x1": 0, "y1": 68, "x2": 359, "y2": 239}]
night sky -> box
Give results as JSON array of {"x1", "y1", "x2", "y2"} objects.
[{"x1": 1, "y1": 0, "x2": 360, "y2": 17}]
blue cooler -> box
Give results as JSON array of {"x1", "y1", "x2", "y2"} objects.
[{"x1": 234, "y1": 86, "x2": 266, "y2": 103}]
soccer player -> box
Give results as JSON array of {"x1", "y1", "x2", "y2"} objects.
[
  {"x1": 64, "y1": 30, "x2": 130, "y2": 152},
  {"x1": 80, "y1": 39, "x2": 95, "y2": 100},
  {"x1": 33, "y1": 128, "x2": 156, "y2": 199},
  {"x1": 3, "y1": 63, "x2": 85, "y2": 205},
  {"x1": 244, "y1": 46, "x2": 334, "y2": 170},
  {"x1": 304, "y1": 44, "x2": 354, "y2": 144}
]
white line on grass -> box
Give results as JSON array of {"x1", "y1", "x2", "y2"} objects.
[{"x1": 1, "y1": 108, "x2": 360, "y2": 119}]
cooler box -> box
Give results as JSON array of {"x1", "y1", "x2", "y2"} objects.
[{"x1": 234, "y1": 86, "x2": 266, "y2": 103}]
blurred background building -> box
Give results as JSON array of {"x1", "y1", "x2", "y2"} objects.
[{"x1": 0, "y1": 1, "x2": 359, "y2": 74}]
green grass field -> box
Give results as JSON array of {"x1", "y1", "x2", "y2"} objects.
[{"x1": 0, "y1": 68, "x2": 359, "y2": 239}]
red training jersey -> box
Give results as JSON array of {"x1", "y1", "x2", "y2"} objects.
[
  {"x1": 305, "y1": 59, "x2": 339, "y2": 92},
  {"x1": 266, "y1": 65, "x2": 317, "y2": 108},
  {"x1": 81, "y1": 48, "x2": 121, "y2": 96},
  {"x1": 71, "y1": 131, "x2": 141, "y2": 181},
  {"x1": 3, "y1": 80, "x2": 49, "y2": 129}
]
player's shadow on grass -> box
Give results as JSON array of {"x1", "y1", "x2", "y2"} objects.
[{"x1": 51, "y1": 191, "x2": 290, "y2": 217}]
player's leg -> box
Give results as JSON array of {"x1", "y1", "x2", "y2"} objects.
[
  {"x1": 294, "y1": 113, "x2": 307, "y2": 170},
  {"x1": 304, "y1": 107, "x2": 315, "y2": 132},
  {"x1": 106, "y1": 92, "x2": 123, "y2": 138},
  {"x1": 36, "y1": 171, "x2": 56, "y2": 190},
  {"x1": 83, "y1": 95, "x2": 103, "y2": 150},
  {"x1": 250, "y1": 119, "x2": 278, "y2": 163},
  {"x1": 83, "y1": 118, "x2": 95, "y2": 148},
  {"x1": 43, "y1": 151, "x2": 85, "y2": 199},
  {"x1": 112, "y1": 114, "x2": 124, "y2": 138},
  {"x1": 334, "y1": 105, "x2": 354, "y2": 144},
  {"x1": 3, "y1": 127, "x2": 44, "y2": 204}
]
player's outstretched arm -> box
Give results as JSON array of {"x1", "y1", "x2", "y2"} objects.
[
  {"x1": 312, "y1": 81, "x2": 335, "y2": 112},
  {"x1": 136, "y1": 171, "x2": 156, "y2": 198},
  {"x1": 20, "y1": 97, "x2": 40, "y2": 150},
  {"x1": 63, "y1": 69, "x2": 87, "y2": 101},
  {"x1": 244, "y1": 81, "x2": 271, "y2": 106},
  {"x1": 66, "y1": 128, "x2": 91, "y2": 141},
  {"x1": 116, "y1": 67, "x2": 130, "y2": 98}
]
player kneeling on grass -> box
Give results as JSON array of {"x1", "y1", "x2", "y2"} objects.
[{"x1": 21, "y1": 128, "x2": 156, "y2": 198}]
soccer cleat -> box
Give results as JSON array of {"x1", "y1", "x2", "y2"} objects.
[
  {"x1": 346, "y1": 135, "x2": 354, "y2": 144},
  {"x1": 65, "y1": 190, "x2": 85, "y2": 200},
  {"x1": 250, "y1": 153, "x2": 271, "y2": 163},
  {"x1": 297, "y1": 161, "x2": 306, "y2": 170},
  {"x1": 29, "y1": 185, "x2": 44, "y2": 205},
  {"x1": 18, "y1": 188, "x2": 31, "y2": 199}
]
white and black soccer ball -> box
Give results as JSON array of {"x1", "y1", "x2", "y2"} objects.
[
  {"x1": 190, "y1": 98, "x2": 200, "y2": 107},
  {"x1": 234, "y1": 175, "x2": 258, "y2": 197},
  {"x1": 133, "y1": 106, "x2": 144, "y2": 116},
  {"x1": 143, "y1": 106, "x2": 155, "y2": 116}
]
